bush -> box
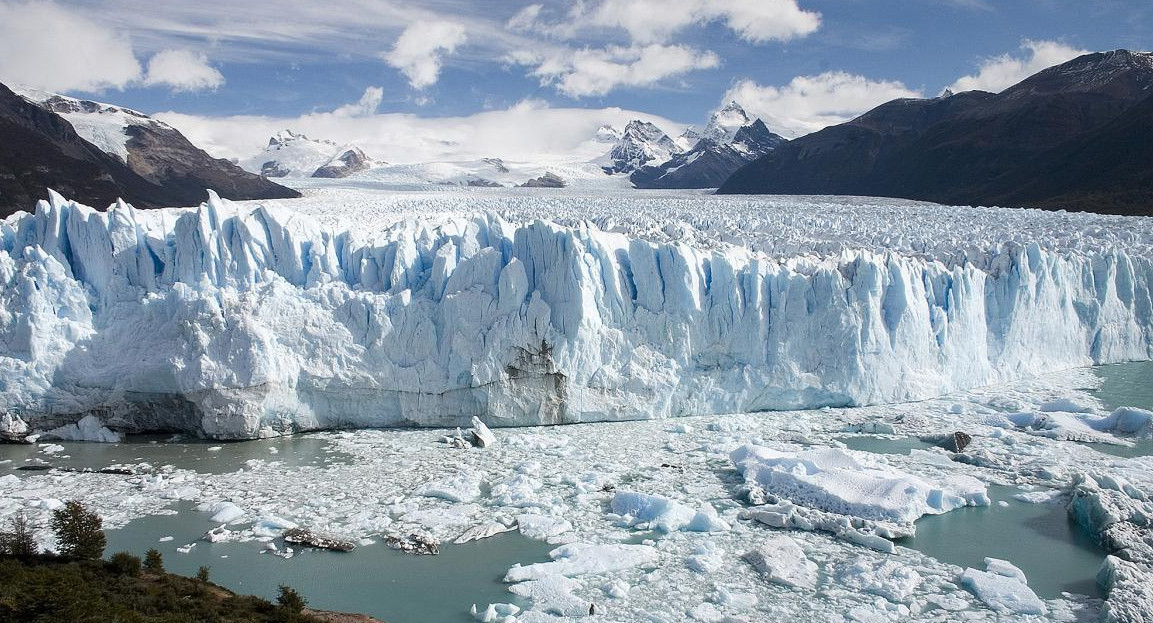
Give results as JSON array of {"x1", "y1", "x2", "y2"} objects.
[
  {"x1": 50, "y1": 501, "x2": 105, "y2": 560},
  {"x1": 197, "y1": 566, "x2": 211, "y2": 582},
  {"x1": 276, "y1": 585, "x2": 307, "y2": 613},
  {"x1": 108, "y1": 552, "x2": 141, "y2": 576},
  {"x1": 0, "y1": 513, "x2": 38, "y2": 558},
  {"x1": 143, "y1": 548, "x2": 164, "y2": 573}
]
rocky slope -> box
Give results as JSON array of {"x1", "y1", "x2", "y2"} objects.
[
  {"x1": 0, "y1": 85, "x2": 298, "y2": 217},
  {"x1": 718, "y1": 50, "x2": 1153, "y2": 216}
]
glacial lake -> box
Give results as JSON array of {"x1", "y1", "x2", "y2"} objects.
[
  {"x1": 104, "y1": 502, "x2": 554, "y2": 623},
  {"x1": 1088, "y1": 360, "x2": 1153, "y2": 457}
]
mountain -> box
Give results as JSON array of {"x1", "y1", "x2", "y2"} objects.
[
  {"x1": 718, "y1": 50, "x2": 1153, "y2": 216},
  {"x1": 631, "y1": 104, "x2": 784, "y2": 189},
  {"x1": 245, "y1": 130, "x2": 375, "y2": 178},
  {"x1": 601, "y1": 120, "x2": 682, "y2": 174},
  {"x1": 0, "y1": 85, "x2": 298, "y2": 218}
]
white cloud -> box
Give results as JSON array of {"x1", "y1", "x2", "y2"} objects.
[
  {"x1": 590, "y1": 0, "x2": 820, "y2": 44},
  {"x1": 0, "y1": 0, "x2": 142, "y2": 92},
  {"x1": 948, "y1": 40, "x2": 1088, "y2": 93},
  {"x1": 142, "y1": 49, "x2": 224, "y2": 92},
  {"x1": 383, "y1": 20, "x2": 467, "y2": 90},
  {"x1": 332, "y1": 86, "x2": 384, "y2": 117},
  {"x1": 155, "y1": 100, "x2": 685, "y2": 165},
  {"x1": 724, "y1": 72, "x2": 922, "y2": 138},
  {"x1": 515, "y1": 43, "x2": 720, "y2": 98},
  {"x1": 506, "y1": 3, "x2": 543, "y2": 32}
]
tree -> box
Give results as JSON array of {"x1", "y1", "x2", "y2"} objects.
[
  {"x1": 276, "y1": 585, "x2": 306, "y2": 613},
  {"x1": 143, "y1": 548, "x2": 164, "y2": 573},
  {"x1": 50, "y1": 501, "x2": 105, "y2": 560},
  {"x1": 0, "y1": 512, "x2": 38, "y2": 558},
  {"x1": 197, "y1": 566, "x2": 211, "y2": 582},
  {"x1": 108, "y1": 551, "x2": 141, "y2": 575}
]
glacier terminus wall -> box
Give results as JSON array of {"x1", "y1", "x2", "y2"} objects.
[{"x1": 2, "y1": 190, "x2": 1152, "y2": 439}]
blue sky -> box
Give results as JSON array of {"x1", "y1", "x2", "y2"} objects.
[{"x1": 1, "y1": 0, "x2": 1150, "y2": 160}]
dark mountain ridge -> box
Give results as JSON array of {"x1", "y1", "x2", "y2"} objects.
[{"x1": 718, "y1": 50, "x2": 1153, "y2": 216}]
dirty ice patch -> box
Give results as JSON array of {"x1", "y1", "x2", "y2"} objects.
[
  {"x1": 730, "y1": 444, "x2": 988, "y2": 525},
  {"x1": 504, "y1": 543, "x2": 659, "y2": 582}
]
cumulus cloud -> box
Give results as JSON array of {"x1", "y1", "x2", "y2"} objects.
[
  {"x1": 142, "y1": 49, "x2": 225, "y2": 92},
  {"x1": 383, "y1": 20, "x2": 467, "y2": 89},
  {"x1": 514, "y1": 44, "x2": 719, "y2": 98},
  {"x1": 0, "y1": 0, "x2": 142, "y2": 92},
  {"x1": 948, "y1": 40, "x2": 1088, "y2": 93},
  {"x1": 724, "y1": 72, "x2": 922, "y2": 138},
  {"x1": 332, "y1": 86, "x2": 384, "y2": 117},
  {"x1": 155, "y1": 100, "x2": 685, "y2": 165},
  {"x1": 589, "y1": 0, "x2": 821, "y2": 44}
]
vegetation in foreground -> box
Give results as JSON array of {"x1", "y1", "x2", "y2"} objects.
[{"x1": 0, "y1": 501, "x2": 327, "y2": 623}]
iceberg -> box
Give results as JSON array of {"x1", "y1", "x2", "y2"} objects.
[{"x1": 1, "y1": 191, "x2": 1152, "y2": 438}]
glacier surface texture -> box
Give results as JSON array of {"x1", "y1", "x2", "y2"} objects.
[{"x1": 2, "y1": 190, "x2": 1152, "y2": 438}]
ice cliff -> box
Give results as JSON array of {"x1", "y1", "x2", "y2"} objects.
[{"x1": 1, "y1": 191, "x2": 1152, "y2": 438}]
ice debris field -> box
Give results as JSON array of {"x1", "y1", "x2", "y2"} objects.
[{"x1": 2, "y1": 186, "x2": 1153, "y2": 621}]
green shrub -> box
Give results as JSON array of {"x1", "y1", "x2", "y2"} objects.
[
  {"x1": 0, "y1": 513, "x2": 38, "y2": 558},
  {"x1": 50, "y1": 501, "x2": 105, "y2": 560},
  {"x1": 143, "y1": 548, "x2": 164, "y2": 573},
  {"x1": 108, "y1": 551, "x2": 141, "y2": 576},
  {"x1": 276, "y1": 585, "x2": 307, "y2": 613},
  {"x1": 197, "y1": 566, "x2": 211, "y2": 582}
]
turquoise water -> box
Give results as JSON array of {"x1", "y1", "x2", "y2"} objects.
[
  {"x1": 899, "y1": 485, "x2": 1104, "y2": 600},
  {"x1": 105, "y1": 503, "x2": 554, "y2": 623},
  {"x1": 839, "y1": 436, "x2": 937, "y2": 455},
  {"x1": 1087, "y1": 360, "x2": 1153, "y2": 458},
  {"x1": 1, "y1": 435, "x2": 351, "y2": 477}
]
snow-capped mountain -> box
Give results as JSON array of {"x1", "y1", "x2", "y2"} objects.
[
  {"x1": 594, "y1": 124, "x2": 622, "y2": 143},
  {"x1": 601, "y1": 120, "x2": 683, "y2": 174},
  {"x1": 1, "y1": 83, "x2": 298, "y2": 216},
  {"x1": 700, "y1": 101, "x2": 752, "y2": 144},
  {"x1": 631, "y1": 105, "x2": 784, "y2": 189},
  {"x1": 244, "y1": 130, "x2": 375, "y2": 179}
]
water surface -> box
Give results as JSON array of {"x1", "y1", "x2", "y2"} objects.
[{"x1": 899, "y1": 485, "x2": 1104, "y2": 600}]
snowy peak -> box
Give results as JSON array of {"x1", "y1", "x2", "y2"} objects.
[
  {"x1": 701, "y1": 101, "x2": 751, "y2": 144},
  {"x1": 594, "y1": 124, "x2": 622, "y2": 143},
  {"x1": 15, "y1": 87, "x2": 171, "y2": 162},
  {"x1": 602, "y1": 120, "x2": 681, "y2": 174},
  {"x1": 245, "y1": 130, "x2": 374, "y2": 179}
]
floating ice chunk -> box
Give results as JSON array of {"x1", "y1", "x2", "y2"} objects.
[
  {"x1": 252, "y1": 516, "x2": 298, "y2": 538},
  {"x1": 961, "y1": 562, "x2": 1046, "y2": 616},
  {"x1": 730, "y1": 444, "x2": 987, "y2": 525},
  {"x1": 685, "y1": 504, "x2": 731, "y2": 533},
  {"x1": 206, "y1": 447, "x2": 222, "y2": 452},
  {"x1": 983, "y1": 557, "x2": 1027, "y2": 583},
  {"x1": 610, "y1": 491, "x2": 696, "y2": 532},
  {"x1": 202, "y1": 501, "x2": 245, "y2": 523},
  {"x1": 40, "y1": 444, "x2": 65, "y2": 454},
  {"x1": 837, "y1": 558, "x2": 922, "y2": 603},
  {"x1": 1039, "y1": 398, "x2": 1094, "y2": 413},
  {"x1": 687, "y1": 541, "x2": 725, "y2": 574},
  {"x1": 505, "y1": 543, "x2": 659, "y2": 582},
  {"x1": 517, "y1": 514, "x2": 573, "y2": 540},
  {"x1": 415, "y1": 471, "x2": 483, "y2": 503},
  {"x1": 710, "y1": 586, "x2": 756, "y2": 611},
  {"x1": 687, "y1": 602, "x2": 725, "y2": 621},
  {"x1": 471, "y1": 602, "x2": 520, "y2": 622},
  {"x1": 42, "y1": 415, "x2": 121, "y2": 443},
  {"x1": 0, "y1": 474, "x2": 19, "y2": 489},
  {"x1": 1012, "y1": 489, "x2": 1062, "y2": 504},
  {"x1": 158, "y1": 536, "x2": 174, "y2": 542},
  {"x1": 508, "y1": 574, "x2": 588, "y2": 617},
  {"x1": 742, "y1": 536, "x2": 818, "y2": 590},
  {"x1": 602, "y1": 579, "x2": 630, "y2": 598},
  {"x1": 469, "y1": 417, "x2": 496, "y2": 448},
  {"x1": 456, "y1": 522, "x2": 515, "y2": 544}
]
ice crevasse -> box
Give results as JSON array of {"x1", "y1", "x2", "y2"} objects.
[{"x1": 1, "y1": 191, "x2": 1151, "y2": 438}]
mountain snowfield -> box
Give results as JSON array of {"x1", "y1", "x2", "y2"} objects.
[{"x1": 1, "y1": 185, "x2": 1151, "y2": 439}]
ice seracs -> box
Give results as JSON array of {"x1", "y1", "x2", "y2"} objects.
[{"x1": 2, "y1": 191, "x2": 1153, "y2": 439}]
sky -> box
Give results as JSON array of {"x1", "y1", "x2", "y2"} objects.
[{"x1": 1, "y1": 0, "x2": 1150, "y2": 162}]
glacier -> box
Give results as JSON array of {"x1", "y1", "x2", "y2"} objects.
[{"x1": 1, "y1": 189, "x2": 1152, "y2": 439}]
